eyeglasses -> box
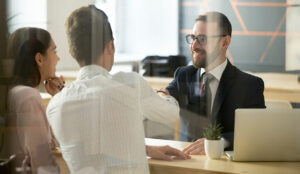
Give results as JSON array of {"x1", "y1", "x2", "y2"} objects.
[{"x1": 185, "y1": 34, "x2": 227, "y2": 45}]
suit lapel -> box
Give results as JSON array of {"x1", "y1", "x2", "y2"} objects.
[{"x1": 211, "y1": 60, "x2": 236, "y2": 120}]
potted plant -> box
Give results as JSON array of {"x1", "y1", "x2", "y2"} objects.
[{"x1": 203, "y1": 121, "x2": 224, "y2": 159}]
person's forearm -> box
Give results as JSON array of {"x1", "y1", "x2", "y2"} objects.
[{"x1": 141, "y1": 95, "x2": 179, "y2": 125}]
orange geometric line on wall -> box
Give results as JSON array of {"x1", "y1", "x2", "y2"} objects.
[
  {"x1": 203, "y1": 0, "x2": 209, "y2": 11},
  {"x1": 232, "y1": 31, "x2": 300, "y2": 37},
  {"x1": 232, "y1": 31, "x2": 287, "y2": 36},
  {"x1": 182, "y1": 0, "x2": 209, "y2": 11},
  {"x1": 181, "y1": 29, "x2": 192, "y2": 34},
  {"x1": 180, "y1": 29, "x2": 300, "y2": 37},
  {"x1": 180, "y1": 0, "x2": 296, "y2": 65},
  {"x1": 259, "y1": 10, "x2": 287, "y2": 63},
  {"x1": 182, "y1": 2, "x2": 201, "y2": 6},
  {"x1": 182, "y1": 1, "x2": 292, "y2": 7},
  {"x1": 229, "y1": 0, "x2": 248, "y2": 32},
  {"x1": 235, "y1": 2, "x2": 293, "y2": 7}
]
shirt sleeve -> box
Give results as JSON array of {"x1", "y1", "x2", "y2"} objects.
[
  {"x1": 133, "y1": 73, "x2": 180, "y2": 127},
  {"x1": 16, "y1": 93, "x2": 59, "y2": 174}
]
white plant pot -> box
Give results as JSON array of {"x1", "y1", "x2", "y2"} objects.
[{"x1": 204, "y1": 138, "x2": 224, "y2": 159}]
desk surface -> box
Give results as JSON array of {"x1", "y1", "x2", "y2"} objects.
[
  {"x1": 146, "y1": 138, "x2": 300, "y2": 174},
  {"x1": 253, "y1": 73, "x2": 300, "y2": 92},
  {"x1": 254, "y1": 73, "x2": 300, "y2": 103},
  {"x1": 53, "y1": 138, "x2": 300, "y2": 174}
]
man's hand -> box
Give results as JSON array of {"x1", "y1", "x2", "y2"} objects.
[
  {"x1": 45, "y1": 76, "x2": 65, "y2": 96},
  {"x1": 156, "y1": 88, "x2": 170, "y2": 97},
  {"x1": 146, "y1": 145, "x2": 191, "y2": 161},
  {"x1": 183, "y1": 138, "x2": 205, "y2": 155}
]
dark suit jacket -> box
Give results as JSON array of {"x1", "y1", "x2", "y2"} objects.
[{"x1": 166, "y1": 60, "x2": 265, "y2": 150}]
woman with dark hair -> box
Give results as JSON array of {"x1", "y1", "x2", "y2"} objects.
[{"x1": 3, "y1": 27, "x2": 63, "y2": 174}]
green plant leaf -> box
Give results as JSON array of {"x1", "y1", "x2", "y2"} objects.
[{"x1": 202, "y1": 121, "x2": 223, "y2": 140}]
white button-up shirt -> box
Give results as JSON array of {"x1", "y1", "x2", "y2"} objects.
[{"x1": 46, "y1": 65, "x2": 179, "y2": 174}]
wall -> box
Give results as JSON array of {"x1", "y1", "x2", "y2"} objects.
[
  {"x1": 286, "y1": 0, "x2": 300, "y2": 71},
  {"x1": 179, "y1": 0, "x2": 300, "y2": 72},
  {"x1": 7, "y1": 0, "x2": 47, "y2": 33},
  {"x1": 116, "y1": 0, "x2": 179, "y2": 56},
  {"x1": 47, "y1": 0, "x2": 94, "y2": 71},
  {"x1": 47, "y1": 0, "x2": 179, "y2": 71}
]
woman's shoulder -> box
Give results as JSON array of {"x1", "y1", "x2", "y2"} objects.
[
  {"x1": 9, "y1": 85, "x2": 41, "y2": 102},
  {"x1": 10, "y1": 85, "x2": 39, "y2": 95}
]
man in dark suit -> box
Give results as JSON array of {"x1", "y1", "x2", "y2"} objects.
[{"x1": 162, "y1": 12, "x2": 265, "y2": 154}]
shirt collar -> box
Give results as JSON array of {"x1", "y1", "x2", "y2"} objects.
[
  {"x1": 77, "y1": 65, "x2": 111, "y2": 80},
  {"x1": 200, "y1": 59, "x2": 228, "y2": 81}
]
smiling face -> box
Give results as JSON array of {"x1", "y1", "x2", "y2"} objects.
[
  {"x1": 39, "y1": 39, "x2": 60, "y2": 80},
  {"x1": 190, "y1": 21, "x2": 223, "y2": 68}
]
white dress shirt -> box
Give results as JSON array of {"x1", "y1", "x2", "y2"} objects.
[
  {"x1": 46, "y1": 65, "x2": 179, "y2": 174},
  {"x1": 200, "y1": 59, "x2": 228, "y2": 111}
]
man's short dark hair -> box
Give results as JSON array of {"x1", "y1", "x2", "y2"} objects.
[
  {"x1": 196, "y1": 11, "x2": 232, "y2": 37},
  {"x1": 66, "y1": 5, "x2": 114, "y2": 66}
]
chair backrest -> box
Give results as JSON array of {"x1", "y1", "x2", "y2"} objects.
[{"x1": 265, "y1": 99, "x2": 292, "y2": 109}]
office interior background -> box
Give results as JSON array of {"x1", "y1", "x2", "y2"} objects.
[
  {"x1": 1, "y1": 0, "x2": 300, "y2": 138},
  {"x1": 2, "y1": 0, "x2": 300, "y2": 72}
]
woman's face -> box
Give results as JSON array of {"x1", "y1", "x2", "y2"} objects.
[{"x1": 40, "y1": 39, "x2": 60, "y2": 80}]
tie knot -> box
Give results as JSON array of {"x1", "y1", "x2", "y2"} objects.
[{"x1": 201, "y1": 72, "x2": 214, "y2": 84}]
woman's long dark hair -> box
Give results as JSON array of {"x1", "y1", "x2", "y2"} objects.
[{"x1": 8, "y1": 27, "x2": 51, "y2": 87}]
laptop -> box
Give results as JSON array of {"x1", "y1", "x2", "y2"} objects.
[{"x1": 226, "y1": 109, "x2": 300, "y2": 161}]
